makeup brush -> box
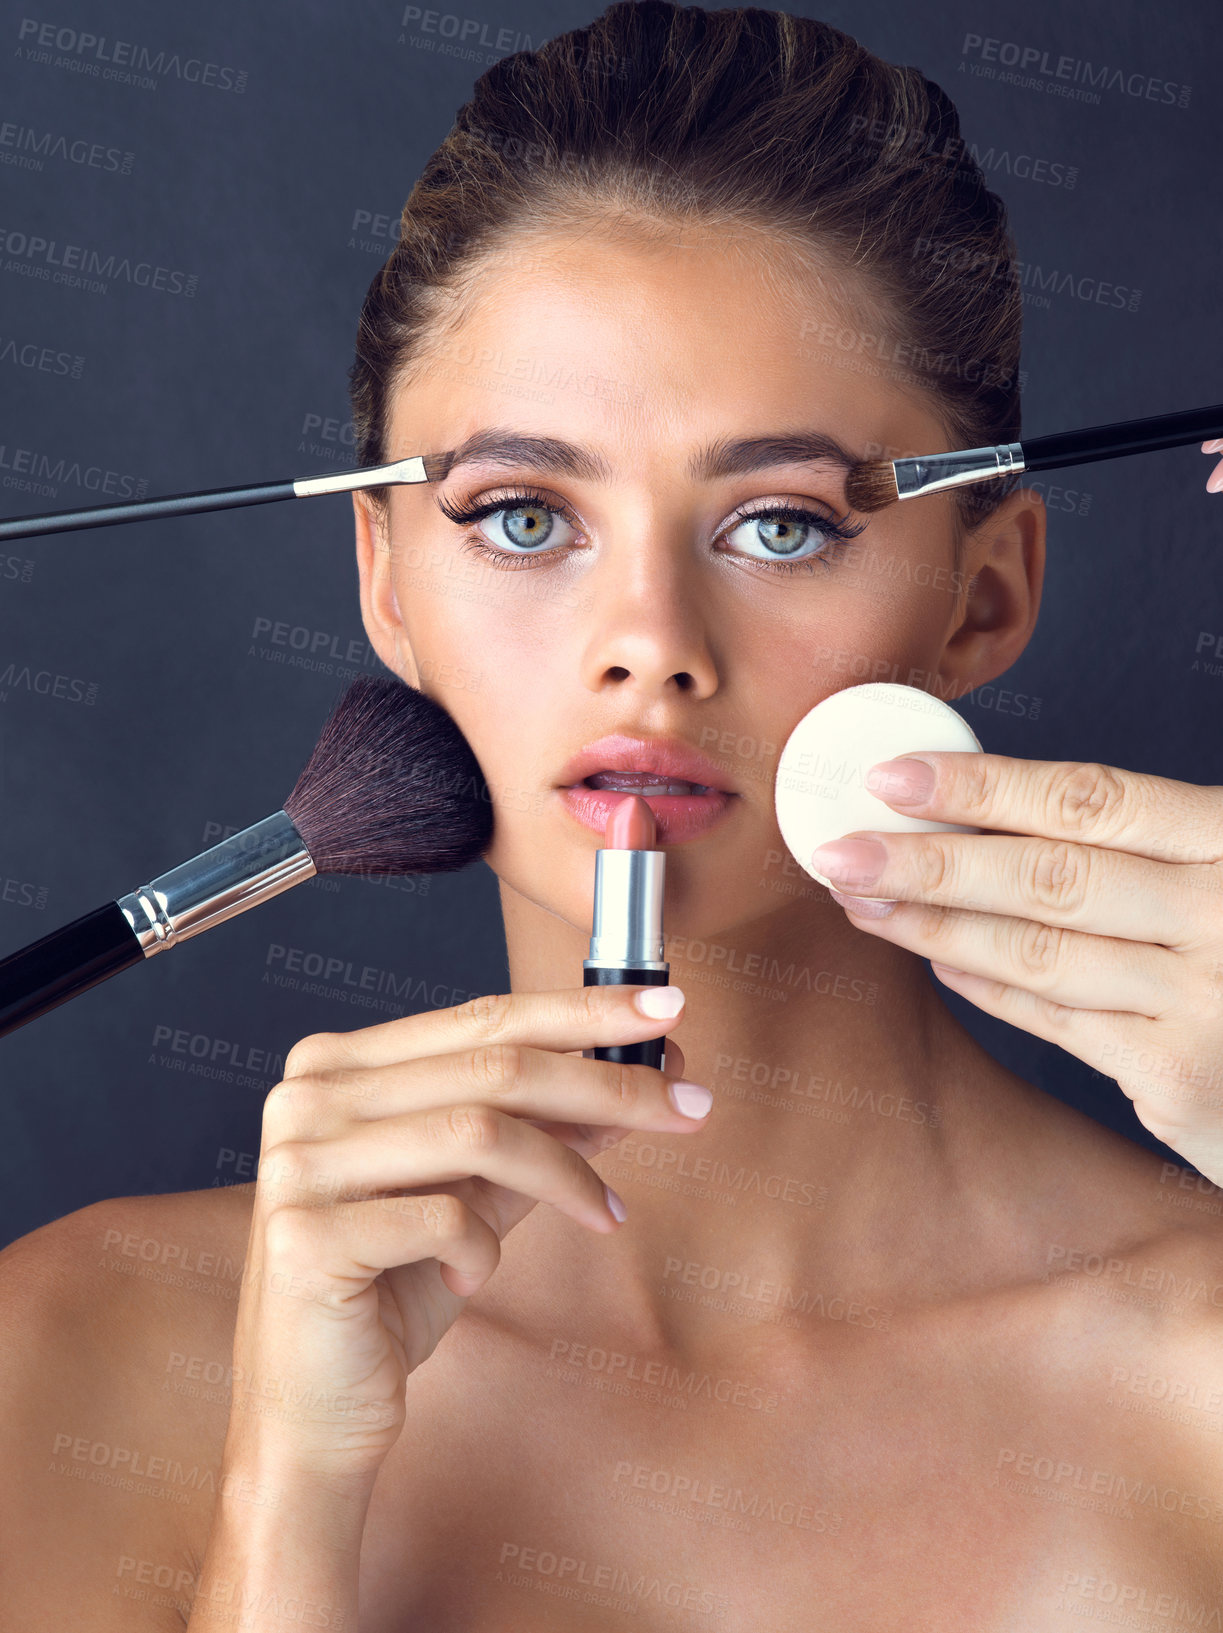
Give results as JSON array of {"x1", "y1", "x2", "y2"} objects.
[
  {"x1": 0, "y1": 453, "x2": 457, "y2": 541},
  {"x1": 844, "y1": 402, "x2": 1223, "y2": 514},
  {"x1": 0, "y1": 674, "x2": 492, "y2": 1039}
]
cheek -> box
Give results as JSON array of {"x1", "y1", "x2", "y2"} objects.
[{"x1": 798, "y1": 540, "x2": 961, "y2": 681}]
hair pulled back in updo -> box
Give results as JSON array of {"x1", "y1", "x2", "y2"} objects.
[{"x1": 348, "y1": 1, "x2": 1023, "y2": 537}]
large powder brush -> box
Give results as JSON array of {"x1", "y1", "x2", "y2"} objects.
[{"x1": 0, "y1": 675, "x2": 493, "y2": 1039}]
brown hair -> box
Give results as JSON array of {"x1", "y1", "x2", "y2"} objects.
[{"x1": 348, "y1": 0, "x2": 1023, "y2": 550}]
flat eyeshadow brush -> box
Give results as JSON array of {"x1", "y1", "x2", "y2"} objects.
[
  {"x1": 0, "y1": 674, "x2": 492, "y2": 1039},
  {"x1": 0, "y1": 453, "x2": 457, "y2": 541},
  {"x1": 844, "y1": 401, "x2": 1223, "y2": 513}
]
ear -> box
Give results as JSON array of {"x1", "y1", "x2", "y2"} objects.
[
  {"x1": 935, "y1": 485, "x2": 1046, "y2": 695},
  {"x1": 352, "y1": 491, "x2": 419, "y2": 687}
]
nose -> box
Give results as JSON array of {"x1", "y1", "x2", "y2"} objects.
[{"x1": 575, "y1": 532, "x2": 719, "y2": 700}]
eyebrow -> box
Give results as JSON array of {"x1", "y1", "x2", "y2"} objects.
[{"x1": 438, "y1": 427, "x2": 859, "y2": 484}]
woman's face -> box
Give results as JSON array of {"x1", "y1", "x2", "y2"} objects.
[{"x1": 355, "y1": 223, "x2": 1040, "y2": 940}]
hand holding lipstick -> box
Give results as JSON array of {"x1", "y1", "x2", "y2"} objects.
[
  {"x1": 815, "y1": 751, "x2": 1223, "y2": 1187},
  {"x1": 220, "y1": 981, "x2": 707, "y2": 1489}
]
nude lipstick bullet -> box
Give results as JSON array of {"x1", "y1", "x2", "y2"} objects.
[{"x1": 582, "y1": 794, "x2": 669, "y2": 1068}]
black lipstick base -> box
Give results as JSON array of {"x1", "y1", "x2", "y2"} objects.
[{"x1": 582, "y1": 964, "x2": 669, "y2": 1067}]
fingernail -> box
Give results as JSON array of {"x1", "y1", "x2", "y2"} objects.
[
  {"x1": 1208, "y1": 464, "x2": 1223, "y2": 494},
  {"x1": 829, "y1": 889, "x2": 897, "y2": 918},
  {"x1": 864, "y1": 757, "x2": 935, "y2": 803},
  {"x1": 603, "y1": 1183, "x2": 628, "y2": 1222},
  {"x1": 635, "y1": 985, "x2": 685, "y2": 1018},
  {"x1": 668, "y1": 1080, "x2": 713, "y2": 1118},
  {"x1": 810, "y1": 837, "x2": 886, "y2": 888}
]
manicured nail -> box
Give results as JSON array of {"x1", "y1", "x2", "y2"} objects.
[
  {"x1": 864, "y1": 757, "x2": 935, "y2": 803},
  {"x1": 668, "y1": 1080, "x2": 713, "y2": 1118},
  {"x1": 829, "y1": 889, "x2": 897, "y2": 918},
  {"x1": 635, "y1": 985, "x2": 685, "y2": 1018},
  {"x1": 603, "y1": 1183, "x2": 628, "y2": 1222},
  {"x1": 1208, "y1": 464, "x2": 1223, "y2": 494},
  {"x1": 810, "y1": 837, "x2": 886, "y2": 888}
]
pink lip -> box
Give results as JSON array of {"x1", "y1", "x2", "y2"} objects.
[
  {"x1": 556, "y1": 733, "x2": 736, "y2": 793},
  {"x1": 559, "y1": 784, "x2": 736, "y2": 844}
]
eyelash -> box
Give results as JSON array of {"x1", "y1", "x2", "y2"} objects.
[{"x1": 435, "y1": 485, "x2": 867, "y2": 575}]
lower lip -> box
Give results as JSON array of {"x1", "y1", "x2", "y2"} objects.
[{"x1": 558, "y1": 783, "x2": 737, "y2": 843}]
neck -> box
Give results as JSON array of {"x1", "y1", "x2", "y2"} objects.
[{"x1": 497, "y1": 875, "x2": 1026, "y2": 1358}]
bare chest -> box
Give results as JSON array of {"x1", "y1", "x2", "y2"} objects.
[
  {"x1": 140, "y1": 1192, "x2": 1223, "y2": 1629},
  {"x1": 348, "y1": 1304, "x2": 1223, "y2": 1632}
]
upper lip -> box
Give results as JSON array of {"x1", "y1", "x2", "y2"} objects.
[{"x1": 558, "y1": 735, "x2": 738, "y2": 793}]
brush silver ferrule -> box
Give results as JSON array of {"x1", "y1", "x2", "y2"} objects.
[
  {"x1": 117, "y1": 809, "x2": 316, "y2": 956},
  {"x1": 583, "y1": 847, "x2": 667, "y2": 970},
  {"x1": 895, "y1": 442, "x2": 1025, "y2": 500},
  {"x1": 292, "y1": 456, "x2": 430, "y2": 498}
]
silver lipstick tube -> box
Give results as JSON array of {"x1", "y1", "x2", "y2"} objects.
[
  {"x1": 117, "y1": 809, "x2": 316, "y2": 956},
  {"x1": 583, "y1": 848, "x2": 667, "y2": 971},
  {"x1": 895, "y1": 442, "x2": 1025, "y2": 500}
]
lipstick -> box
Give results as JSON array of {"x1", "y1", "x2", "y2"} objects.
[{"x1": 582, "y1": 794, "x2": 669, "y2": 1068}]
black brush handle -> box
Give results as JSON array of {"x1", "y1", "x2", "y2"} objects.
[
  {"x1": 0, "y1": 902, "x2": 143, "y2": 1038},
  {"x1": 0, "y1": 478, "x2": 297, "y2": 541},
  {"x1": 1025, "y1": 403, "x2": 1223, "y2": 473},
  {"x1": 582, "y1": 965, "x2": 670, "y2": 1068}
]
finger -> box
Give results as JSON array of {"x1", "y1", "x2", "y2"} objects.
[
  {"x1": 266, "y1": 1190, "x2": 504, "y2": 1300},
  {"x1": 837, "y1": 895, "x2": 1183, "y2": 1016},
  {"x1": 558, "y1": 1036, "x2": 686, "y2": 1080},
  {"x1": 526, "y1": 1117, "x2": 635, "y2": 1159},
  {"x1": 264, "y1": 1041, "x2": 711, "y2": 1144},
  {"x1": 860, "y1": 751, "x2": 1223, "y2": 865},
  {"x1": 281, "y1": 984, "x2": 687, "y2": 1077},
  {"x1": 816, "y1": 828, "x2": 1214, "y2": 947},
  {"x1": 921, "y1": 963, "x2": 1142, "y2": 1081},
  {"x1": 261, "y1": 1105, "x2": 636, "y2": 1232}
]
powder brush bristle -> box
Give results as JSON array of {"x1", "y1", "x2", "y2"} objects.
[
  {"x1": 283, "y1": 674, "x2": 493, "y2": 877},
  {"x1": 844, "y1": 459, "x2": 901, "y2": 514}
]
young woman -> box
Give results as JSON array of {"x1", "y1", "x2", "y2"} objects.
[{"x1": 5, "y1": 4, "x2": 1223, "y2": 1628}]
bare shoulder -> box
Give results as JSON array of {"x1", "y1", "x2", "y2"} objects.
[
  {"x1": 0, "y1": 1185, "x2": 256, "y2": 1630},
  {"x1": 1063, "y1": 1128, "x2": 1223, "y2": 1481}
]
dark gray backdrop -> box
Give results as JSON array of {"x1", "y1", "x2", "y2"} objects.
[{"x1": 1, "y1": 0, "x2": 1219, "y2": 1247}]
